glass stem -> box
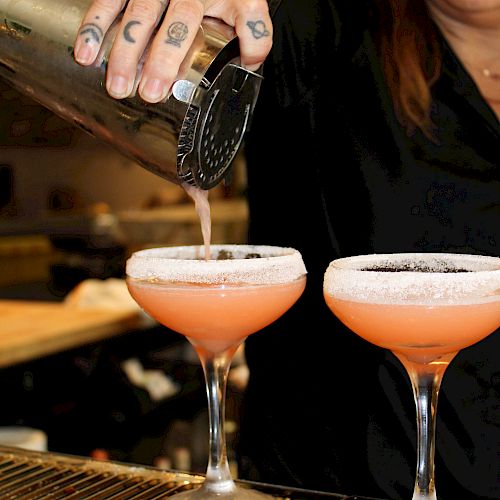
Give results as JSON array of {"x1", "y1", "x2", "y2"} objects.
[
  {"x1": 196, "y1": 345, "x2": 239, "y2": 494},
  {"x1": 396, "y1": 354, "x2": 454, "y2": 500}
]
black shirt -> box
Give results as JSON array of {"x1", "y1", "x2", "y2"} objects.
[{"x1": 239, "y1": 1, "x2": 500, "y2": 499}]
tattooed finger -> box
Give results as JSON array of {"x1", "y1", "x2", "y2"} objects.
[
  {"x1": 136, "y1": 0, "x2": 204, "y2": 103},
  {"x1": 74, "y1": 20, "x2": 105, "y2": 64},
  {"x1": 74, "y1": 0, "x2": 127, "y2": 66},
  {"x1": 106, "y1": 0, "x2": 168, "y2": 98},
  {"x1": 235, "y1": 7, "x2": 273, "y2": 72}
]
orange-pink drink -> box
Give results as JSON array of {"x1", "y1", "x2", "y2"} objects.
[
  {"x1": 324, "y1": 296, "x2": 500, "y2": 360},
  {"x1": 128, "y1": 278, "x2": 305, "y2": 353},
  {"x1": 324, "y1": 253, "x2": 500, "y2": 363},
  {"x1": 126, "y1": 245, "x2": 307, "y2": 354}
]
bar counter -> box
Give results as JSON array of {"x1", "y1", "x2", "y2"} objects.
[
  {"x1": 0, "y1": 445, "x2": 384, "y2": 499},
  {"x1": 0, "y1": 299, "x2": 143, "y2": 368}
]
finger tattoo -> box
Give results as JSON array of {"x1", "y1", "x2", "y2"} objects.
[
  {"x1": 80, "y1": 23, "x2": 103, "y2": 44},
  {"x1": 246, "y1": 20, "x2": 270, "y2": 39},
  {"x1": 123, "y1": 20, "x2": 142, "y2": 43},
  {"x1": 165, "y1": 21, "x2": 188, "y2": 47}
]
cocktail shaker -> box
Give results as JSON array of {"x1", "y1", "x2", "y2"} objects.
[{"x1": 0, "y1": 0, "x2": 263, "y2": 189}]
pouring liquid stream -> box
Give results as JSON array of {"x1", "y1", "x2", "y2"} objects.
[{"x1": 183, "y1": 183, "x2": 212, "y2": 260}]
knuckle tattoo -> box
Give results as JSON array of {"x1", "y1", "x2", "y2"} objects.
[
  {"x1": 123, "y1": 20, "x2": 142, "y2": 43},
  {"x1": 79, "y1": 22, "x2": 103, "y2": 44},
  {"x1": 165, "y1": 21, "x2": 188, "y2": 47},
  {"x1": 246, "y1": 19, "x2": 270, "y2": 40}
]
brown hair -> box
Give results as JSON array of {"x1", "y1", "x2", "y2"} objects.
[{"x1": 376, "y1": 0, "x2": 442, "y2": 138}]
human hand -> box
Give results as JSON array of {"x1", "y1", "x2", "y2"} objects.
[{"x1": 73, "y1": 0, "x2": 273, "y2": 103}]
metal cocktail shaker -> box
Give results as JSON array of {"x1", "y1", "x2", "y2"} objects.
[{"x1": 0, "y1": 0, "x2": 263, "y2": 189}]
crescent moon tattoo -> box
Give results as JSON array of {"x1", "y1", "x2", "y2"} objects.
[{"x1": 123, "y1": 20, "x2": 142, "y2": 43}]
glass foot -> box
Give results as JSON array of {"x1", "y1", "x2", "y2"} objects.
[{"x1": 173, "y1": 484, "x2": 274, "y2": 499}]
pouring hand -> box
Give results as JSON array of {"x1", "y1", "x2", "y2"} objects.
[{"x1": 73, "y1": 0, "x2": 273, "y2": 103}]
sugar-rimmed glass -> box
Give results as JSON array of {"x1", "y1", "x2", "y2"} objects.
[
  {"x1": 126, "y1": 244, "x2": 307, "y2": 499},
  {"x1": 323, "y1": 253, "x2": 500, "y2": 500}
]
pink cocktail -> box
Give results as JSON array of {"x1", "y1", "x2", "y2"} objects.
[
  {"x1": 324, "y1": 253, "x2": 500, "y2": 500},
  {"x1": 128, "y1": 277, "x2": 305, "y2": 356},
  {"x1": 126, "y1": 245, "x2": 307, "y2": 499},
  {"x1": 324, "y1": 295, "x2": 500, "y2": 365}
]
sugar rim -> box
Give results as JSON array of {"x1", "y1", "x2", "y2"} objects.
[
  {"x1": 126, "y1": 245, "x2": 307, "y2": 284},
  {"x1": 324, "y1": 253, "x2": 500, "y2": 304}
]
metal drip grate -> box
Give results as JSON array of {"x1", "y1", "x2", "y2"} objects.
[
  {"x1": 0, "y1": 446, "x2": 382, "y2": 499},
  {"x1": 0, "y1": 447, "x2": 201, "y2": 499}
]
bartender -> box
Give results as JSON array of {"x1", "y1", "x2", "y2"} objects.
[{"x1": 73, "y1": 0, "x2": 500, "y2": 499}]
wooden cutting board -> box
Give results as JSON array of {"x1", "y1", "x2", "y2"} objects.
[{"x1": 0, "y1": 300, "x2": 143, "y2": 368}]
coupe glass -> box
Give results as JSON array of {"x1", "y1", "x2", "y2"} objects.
[
  {"x1": 126, "y1": 244, "x2": 307, "y2": 499},
  {"x1": 323, "y1": 253, "x2": 500, "y2": 500}
]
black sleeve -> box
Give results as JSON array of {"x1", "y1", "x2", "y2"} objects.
[{"x1": 264, "y1": 0, "x2": 370, "y2": 107}]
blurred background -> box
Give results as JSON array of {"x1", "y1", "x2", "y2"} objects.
[{"x1": 0, "y1": 80, "x2": 250, "y2": 475}]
